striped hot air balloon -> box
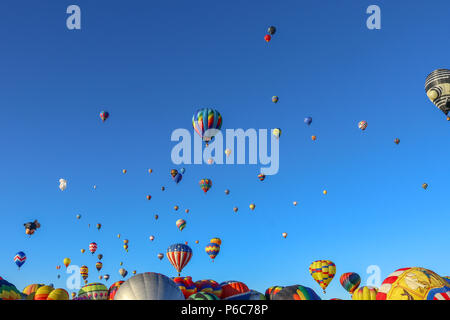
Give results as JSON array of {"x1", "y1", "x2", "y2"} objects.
[
  {"x1": 100, "y1": 111, "x2": 109, "y2": 122},
  {"x1": 425, "y1": 69, "x2": 450, "y2": 116},
  {"x1": 176, "y1": 219, "x2": 186, "y2": 231},
  {"x1": 205, "y1": 243, "x2": 220, "y2": 261},
  {"x1": 199, "y1": 179, "x2": 212, "y2": 194},
  {"x1": 340, "y1": 272, "x2": 361, "y2": 294},
  {"x1": 89, "y1": 242, "x2": 97, "y2": 254},
  {"x1": 95, "y1": 262, "x2": 103, "y2": 272},
  {"x1": 309, "y1": 260, "x2": 336, "y2": 293},
  {"x1": 14, "y1": 252, "x2": 26, "y2": 269},
  {"x1": 192, "y1": 108, "x2": 222, "y2": 144},
  {"x1": 80, "y1": 266, "x2": 89, "y2": 281},
  {"x1": 166, "y1": 243, "x2": 192, "y2": 276}
]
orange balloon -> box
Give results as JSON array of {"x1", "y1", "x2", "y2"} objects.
[{"x1": 312, "y1": 135, "x2": 317, "y2": 141}]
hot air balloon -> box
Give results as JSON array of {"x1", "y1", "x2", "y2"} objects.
[
  {"x1": 33, "y1": 286, "x2": 54, "y2": 300},
  {"x1": 272, "y1": 96, "x2": 279, "y2": 103},
  {"x1": 205, "y1": 243, "x2": 220, "y2": 261},
  {"x1": 96, "y1": 223, "x2": 101, "y2": 231},
  {"x1": 394, "y1": 138, "x2": 400, "y2": 145},
  {"x1": 185, "y1": 209, "x2": 189, "y2": 213},
  {"x1": 154, "y1": 214, "x2": 159, "y2": 220},
  {"x1": 14, "y1": 252, "x2": 26, "y2": 269},
  {"x1": 89, "y1": 242, "x2": 97, "y2": 254},
  {"x1": 97, "y1": 254, "x2": 103, "y2": 260},
  {"x1": 422, "y1": 183, "x2": 428, "y2": 190},
  {"x1": 249, "y1": 204, "x2": 255, "y2": 210},
  {"x1": 180, "y1": 168, "x2": 186, "y2": 174},
  {"x1": 265, "y1": 286, "x2": 284, "y2": 300},
  {"x1": 273, "y1": 285, "x2": 321, "y2": 300},
  {"x1": 114, "y1": 272, "x2": 185, "y2": 300},
  {"x1": 358, "y1": 121, "x2": 368, "y2": 131},
  {"x1": 22, "y1": 284, "x2": 44, "y2": 300},
  {"x1": 47, "y1": 288, "x2": 69, "y2": 300},
  {"x1": 224, "y1": 290, "x2": 266, "y2": 300},
  {"x1": 157, "y1": 253, "x2": 164, "y2": 260},
  {"x1": 146, "y1": 195, "x2": 152, "y2": 200},
  {"x1": 272, "y1": 128, "x2": 281, "y2": 139},
  {"x1": 81, "y1": 249, "x2": 85, "y2": 254},
  {"x1": 99, "y1": 275, "x2": 103, "y2": 280},
  {"x1": 312, "y1": 135, "x2": 317, "y2": 141},
  {"x1": 174, "y1": 205, "x2": 179, "y2": 211},
  {"x1": 176, "y1": 219, "x2": 186, "y2": 231},
  {"x1": 188, "y1": 292, "x2": 220, "y2": 300},
  {"x1": 117, "y1": 234, "x2": 121, "y2": 238},
  {"x1": 123, "y1": 239, "x2": 129, "y2": 245},
  {"x1": 148, "y1": 169, "x2": 153, "y2": 174},
  {"x1": 76, "y1": 214, "x2": 81, "y2": 219},
  {"x1": 63, "y1": 258, "x2": 71, "y2": 268},
  {"x1": 267, "y1": 26, "x2": 276, "y2": 35},
  {"x1": 170, "y1": 169, "x2": 178, "y2": 178},
  {"x1": 192, "y1": 108, "x2": 222, "y2": 144},
  {"x1": 132, "y1": 271, "x2": 136, "y2": 275},
  {"x1": 304, "y1": 117, "x2": 312, "y2": 125},
  {"x1": 100, "y1": 111, "x2": 109, "y2": 122},
  {"x1": 195, "y1": 240, "x2": 199, "y2": 244},
  {"x1": 309, "y1": 260, "x2": 336, "y2": 293},
  {"x1": 293, "y1": 201, "x2": 298, "y2": 206},
  {"x1": 194, "y1": 280, "x2": 222, "y2": 297},
  {"x1": 78, "y1": 283, "x2": 108, "y2": 300},
  {"x1": 104, "y1": 275, "x2": 110, "y2": 281},
  {"x1": 264, "y1": 34, "x2": 271, "y2": 42},
  {"x1": 233, "y1": 207, "x2": 238, "y2": 212},
  {"x1": 149, "y1": 235, "x2": 155, "y2": 241},
  {"x1": 340, "y1": 272, "x2": 361, "y2": 294},
  {"x1": 24, "y1": 220, "x2": 40, "y2": 236},
  {"x1": 56, "y1": 265, "x2": 61, "y2": 270},
  {"x1": 220, "y1": 281, "x2": 250, "y2": 299},
  {"x1": 0, "y1": 277, "x2": 23, "y2": 300},
  {"x1": 173, "y1": 276, "x2": 197, "y2": 299},
  {"x1": 123, "y1": 244, "x2": 129, "y2": 252},
  {"x1": 167, "y1": 243, "x2": 192, "y2": 276},
  {"x1": 225, "y1": 189, "x2": 230, "y2": 195},
  {"x1": 199, "y1": 179, "x2": 212, "y2": 193},
  {"x1": 352, "y1": 286, "x2": 378, "y2": 300},
  {"x1": 376, "y1": 267, "x2": 450, "y2": 300},
  {"x1": 173, "y1": 173, "x2": 183, "y2": 184},
  {"x1": 80, "y1": 266, "x2": 89, "y2": 281},
  {"x1": 59, "y1": 178, "x2": 67, "y2": 191},
  {"x1": 282, "y1": 232, "x2": 287, "y2": 238},
  {"x1": 258, "y1": 173, "x2": 266, "y2": 181},
  {"x1": 119, "y1": 268, "x2": 128, "y2": 279},
  {"x1": 122, "y1": 169, "x2": 127, "y2": 174},
  {"x1": 425, "y1": 69, "x2": 450, "y2": 117},
  {"x1": 210, "y1": 238, "x2": 222, "y2": 246},
  {"x1": 95, "y1": 262, "x2": 103, "y2": 272},
  {"x1": 108, "y1": 281, "x2": 124, "y2": 300},
  {"x1": 225, "y1": 149, "x2": 231, "y2": 157},
  {"x1": 161, "y1": 186, "x2": 165, "y2": 191}
]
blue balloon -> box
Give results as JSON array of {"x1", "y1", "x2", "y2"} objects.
[
  {"x1": 180, "y1": 168, "x2": 186, "y2": 174},
  {"x1": 13, "y1": 251, "x2": 26, "y2": 269},
  {"x1": 304, "y1": 117, "x2": 312, "y2": 125},
  {"x1": 173, "y1": 173, "x2": 183, "y2": 184}
]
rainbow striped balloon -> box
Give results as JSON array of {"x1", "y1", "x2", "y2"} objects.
[
  {"x1": 340, "y1": 272, "x2": 361, "y2": 294},
  {"x1": 192, "y1": 108, "x2": 222, "y2": 143},
  {"x1": 176, "y1": 219, "x2": 186, "y2": 231}
]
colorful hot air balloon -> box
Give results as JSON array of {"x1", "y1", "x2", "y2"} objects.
[
  {"x1": 264, "y1": 34, "x2": 271, "y2": 42},
  {"x1": 80, "y1": 249, "x2": 85, "y2": 254},
  {"x1": 103, "y1": 274, "x2": 110, "y2": 281},
  {"x1": 14, "y1": 252, "x2": 26, "y2": 269},
  {"x1": 148, "y1": 169, "x2": 153, "y2": 174},
  {"x1": 59, "y1": 178, "x2": 67, "y2": 191},
  {"x1": 309, "y1": 260, "x2": 336, "y2": 293},
  {"x1": 312, "y1": 135, "x2": 317, "y2": 141},
  {"x1": 76, "y1": 214, "x2": 81, "y2": 219},
  {"x1": 80, "y1": 266, "x2": 89, "y2": 281},
  {"x1": 422, "y1": 183, "x2": 428, "y2": 190},
  {"x1": 265, "y1": 286, "x2": 284, "y2": 300},
  {"x1": 47, "y1": 288, "x2": 69, "y2": 300},
  {"x1": 258, "y1": 173, "x2": 266, "y2": 181},
  {"x1": 185, "y1": 209, "x2": 189, "y2": 213},
  {"x1": 89, "y1": 242, "x2": 97, "y2": 254},
  {"x1": 205, "y1": 243, "x2": 220, "y2": 261},
  {"x1": 199, "y1": 179, "x2": 212, "y2": 193},
  {"x1": 170, "y1": 169, "x2": 178, "y2": 178},
  {"x1": 249, "y1": 203, "x2": 255, "y2": 210},
  {"x1": 225, "y1": 149, "x2": 231, "y2": 157},
  {"x1": 188, "y1": 292, "x2": 220, "y2": 300},
  {"x1": 172, "y1": 276, "x2": 197, "y2": 299},
  {"x1": 123, "y1": 244, "x2": 129, "y2": 252},
  {"x1": 376, "y1": 267, "x2": 450, "y2": 300},
  {"x1": 173, "y1": 173, "x2": 183, "y2": 184},
  {"x1": 293, "y1": 201, "x2": 298, "y2": 206},
  {"x1": 95, "y1": 262, "x2": 103, "y2": 272},
  {"x1": 272, "y1": 128, "x2": 281, "y2": 139},
  {"x1": 282, "y1": 232, "x2": 287, "y2": 238},
  {"x1": 100, "y1": 111, "x2": 109, "y2": 122},
  {"x1": 146, "y1": 195, "x2": 152, "y2": 200},
  {"x1": 176, "y1": 219, "x2": 186, "y2": 231},
  {"x1": 96, "y1": 223, "x2": 101, "y2": 230},
  {"x1": 97, "y1": 254, "x2": 103, "y2": 260},
  {"x1": 273, "y1": 285, "x2": 321, "y2": 300},
  {"x1": 233, "y1": 207, "x2": 238, "y2": 212},
  {"x1": 122, "y1": 169, "x2": 127, "y2": 174},
  {"x1": 352, "y1": 286, "x2": 378, "y2": 300},
  {"x1": 119, "y1": 268, "x2": 128, "y2": 279},
  {"x1": 195, "y1": 279, "x2": 222, "y2": 297},
  {"x1": 157, "y1": 253, "x2": 164, "y2": 260},
  {"x1": 23, "y1": 284, "x2": 45, "y2": 300},
  {"x1": 33, "y1": 286, "x2": 54, "y2": 300},
  {"x1": 358, "y1": 121, "x2": 368, "y2": 131},
  {"x1": 192, "y1": 108, "x2": 222, "y2": 144},
  {"x1": 107, "y1": 281, "x2": 124, "y2": 300},
  {"x1": 272, "y1": 96, "x2": 279, "y2": 103},
  {"x1": 425, "y1": 69, "x2": 450, "y2": 117},
  {"x1": 225, "y1": 189, "x2": 230, "y2": 195},
  {"x1": 340, "y1": 272, "x2": 361, "y2": 294},
  {"x1": 166, "y1": 243, "x2": 193, "y2": 276},
  {"x1": 24, "y1": 220, "x2": 40, "y2": 236},
  {"x1": 267, "y1": 26, "x2": 276, "y2": 35},
  {"x1": 304, "y1": 117, "x2": 312, "y2": 125},
  {"x1": 63, "y1": 258, "x2": 71, "y2": 268},
  {"x1": 220, "y1": 281, "x2": 250, "y2": 299},
  {"x1": 78, "y1": 283, "x2": 108, "y2": 300},
  {"x1": 155, "y1": 214, "x2": 159, "y2": 220},
  {"x1": 174, "y1": 205, "x2": 179, "y2": 211},
  {"x1": 0, "y1": 277, "x2": 23, "y2": 300},
  {"x1": 210, "y1": 238, "x2": 222, "y2": 246},
  {"x1": 149, "y1": 235, "x2": 155, "y2": 241},
  {"x1": 394, "y1": 138, "x2": 400, "y2": 145}
]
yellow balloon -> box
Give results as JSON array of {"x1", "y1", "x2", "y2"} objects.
[
  {"x1": 309, "y1": 260, "x2": 336, "y2": 293},
  {"x1": 249, "y1": 204, "x2": 255, "y2": 210},
  {"x1": 323, "y1": 190, "x2": 327, "y2": 195},
  {"x1": 81, "y1": 249, "x2": 85, "y2": 254},
  {"x1": 47, "y1": 288, "x2": 69, "y2": 300},
  {"x1": 63, "y1": 258, "x2": 71, "y2": 268},
  {"x1": 210, "y1": 238, "x2": 222, "y2": 246},
  {"x1": 352, "y1": 286, "x2": 378, "y2": 300}
]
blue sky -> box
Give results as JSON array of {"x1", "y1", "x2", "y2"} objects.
[{"x1": 0, "y1": 0, "x2": 449, "y2": 299}]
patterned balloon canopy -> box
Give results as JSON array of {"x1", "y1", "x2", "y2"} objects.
[
  {"x1": 107, "y1": 281, "x2": 124, "y2": 300},
  {"x1": 172, "y1": 276, "x2": 197, "y2": 299},
  {"x1": 192, "y1": 108, "x2": 222, "y2": 143},
  {"x1": 352, "y1": 286, "x2": 378, "y2": 300},
  {"x1": 205, "y1": 243, "x2": 220, "y2": 260},
  {"x1": 309, "y1": 260, "x2": 336, "y2": 293},
  {"x1": 89, "y1": 242, "x2": 97, "y2": 254},
  {"x1": 0, "y1": 276, "x2": 22, "y2": 300},
  {"x1": 78, "y1": 283, "x2": 108, "y2": 300},
  {"x1": 340, "y1": 272, "x2": 361, "y2": 294},
  {"x1": 272, "y1": 285, "x2": 321, "y2": 300},
  {"x1": 166, "y1": 243, "x2": 192, "y2": 276},
  {"x1": 100, "y1": 111, "x2": 109, "y2": 122},
  {"x1": 199, "y1": 179, "x2": 212, "y2": 193},
  {"x1": 95, "y1": 262, "x2": 103, "y2": 272},
  {"x1": 80, "y1": 265, "x2": 89, "y2": 280},
  {"x1": 14, "y1": 252, "x2": 26, "y2": 269}
]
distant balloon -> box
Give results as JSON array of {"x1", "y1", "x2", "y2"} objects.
[
  {"x1": 225, "y1": 189, "x2": 230, "y2": 195},
  {"x1": 14, "y1": 252, "x2": 26, "y2": 269},
  {"x1": 148, "y1": 169, "x2": 153, "y2": 174},
  {"x1": 80, "y1": 266, "x2": 89, "y2": 281},
  {"x1": 394, "y1": 138, "x2": 400, "y2": 145},
  {"x1": 96, "y1": 223, "x2": 101, "y2": 230},
  {"x1": 132, "y1": 271, "x2": 137, "y2": 275},
  {"x1": 210, "y1": 238, "x2": 222, "y2": 246},
  {"x1": 304, "y1": 117, "x2": 312, "y2": 125},
  {"x1": 104, "y1": 274, "x2": 110, "y2": 281},
  {"x1": 323, "y1": 190, "x2": 327, "y2": 195},
  {"x1": 59, "y1": 179, "x2": 67, "y2": 191},
  {"x1": 225, "y1": 149, "x2": 231, "y2": 157},
  {"x1": 24, "y1": 220, "x2": 41, "y2": 236},
  {"x1": 282, "y1": 232, "x2": 287, "y2": 238},
  {"x1": 267, "y1": 26, "x2": 276, "y2": 35},
  {"x1": 174, "y1": 205, "x2": 179, "y2": 211},
  {"x1": 63, "y1": 258, "x2": 71, "y2": 268},
  {"x1": 155, "y1": 214, "x2": 159, "y2": 220},
  {"x1": 97, "y1": 254, "x2": 103, "y2": 260},
  {"x1": 161, "y1": 186, "x2": 165, "y2": 191},
  {"x1": 340, "y1": 272, "x2": 361, "y2": 294},
  {"x1": 176, "y1": 219, "x2": 186, "y2": 231},
  {"x1": 249, "y1": 204, "x2": 255, "y2": 211},
  {"x1": 95, "y1": 262, "x2": 103, "y2": 272},
  {"x1": 122, "y1": 169, "x2": 127, "y2": 174},
  {"x1": 358, "y1": 121, "x2": 368, "y2": 131},
  {"x1": 258, "y1": 173, "x2": 266, "y2": 181},
  {"x1": 272, "y1": 96, "x2": 278, "y2": 103},
  {"x1": 422, "y1": 183, "x2": 428, "y2": 190},
  {"x1": 76, "y1": 214, "x2": 81, "y2": 219},
  {"x1": 233, "y1": 207, "x2": 238, "y2": 213},
  {"x1": 89, "y1": 242, "x2": 97, "y2": 254},
  {"x1": 205, "y1": 243, "x2": 220, "y2": 260},
  {"x1": 207, "y1": 158, "x2": 214, "y2": 165},
  {"x1": 264, "y1": 34, "x2": 272, "y2": 42},
  {"x1": 146, "y1": 195, "x2": 152, "y2": 200},
  {"x1": 312, "y1": 135, "x2": 317, "y2": 141},
  {"x1": 100, "y1": 111, "x2": 109, "y2": 122},
  {"x1": 119, "y1": 268, "x2": 128, "y2": 278},
  {"x1": 185, "y1": 209, "x2": 189, "y2": 213},
  {"x1": 173, "y1": 173, "x2": 183, "y2": 184},
  {"x1": 81, "y1": 249, "x2": 85, "y2": 254},
  {"x1": 272, "y1": 128, "x2": 281, "y2": 139},
  {"x1": 199, "y1": 179, "x2": 212, "y2": 194},
  {"x1": 149, "y1": 235, "x2": 155, "y2": 241},
  {"x1": 157, "y1": 253, "x2": 164, "y2": 260},
  {"x1": 180, "y1": 168, "x2": 186, "y2": 174},
  {"x1": 293, "y1": 201, "x2": 298, "y2": 206}
]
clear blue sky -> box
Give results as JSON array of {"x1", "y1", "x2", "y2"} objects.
[{"x1": 0, "y1": 0, "x2": 449, "y2": 300}]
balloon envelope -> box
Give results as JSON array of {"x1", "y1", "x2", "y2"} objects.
[{"x1": 114, "y1": 272, "x2": 185, "y2": 300}]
